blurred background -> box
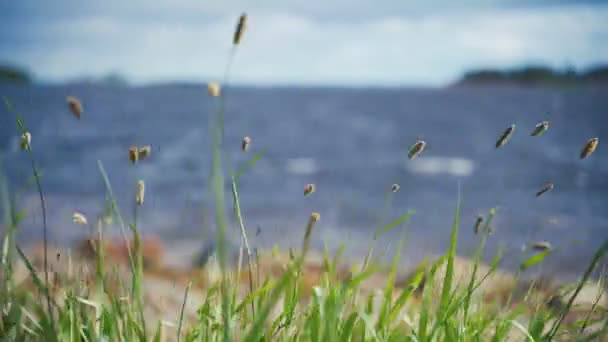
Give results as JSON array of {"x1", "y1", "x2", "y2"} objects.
[{"x1": 1, "y1": 0, "x2": 607, "y2": 279}]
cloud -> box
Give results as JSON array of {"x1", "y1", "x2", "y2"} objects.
[{"x1": 1, "y1": 3, "x2": 607, "y2": 85}]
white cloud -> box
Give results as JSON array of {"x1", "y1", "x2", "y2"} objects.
[{"x1": 4, "y1": 5, "x2": 608, "y2": 85}]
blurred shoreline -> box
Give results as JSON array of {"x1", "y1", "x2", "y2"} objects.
[{"x1": 3, "y1": 63, "x2": 608, "y2": 88}]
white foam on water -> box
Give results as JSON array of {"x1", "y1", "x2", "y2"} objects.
[
  {"x1": 285, "y1": 157, "x2": 319, "y2": 175},
  {"x1": 404, "y1": 156, "x2": 475, "y2": 177}
]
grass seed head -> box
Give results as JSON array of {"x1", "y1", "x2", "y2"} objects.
[
  {"x1": 233, "y1": 13, "x2": 247, "y2": 45},
  {"x1": 129, "y1": 146, "x2": 139, "y2": 164},
  {"x1": 531, "y1": 241, "x2": 553, "y2": 251},
  {"x1": 580, "y1": 137, "x2": 599, "y2": 159},
  {"x1": 536, "y1": 182, "x2": 555, "y2": 197},
  {"x1": 473, "y1": 215, "x2": 484, "y2": 235},
  {"x1": 20, "y1": 132, "x2": 31, "y2": 151},
  {"x1": 242, "y1": 136, "x2": 251, "y2": 152},
  {"x1": 408, "y1": 140, "x2": 426, "y2": 160},
  {"x1": 72, "y1": 212, "x2": 88, "y2": 225},
  {"x1": 136, "y1": 180, "x2": 145, "y2": 206},
  {"x1": 207, "y1": 82, "x2": 221, "y2": 97},
  {"x1": 66, "y1": 96, "x2": 83, "y2": 119},
  {"x1": 304, "y1": 183, "x2": 315, "y2": 196},
  {"x1": 531, "y1": 120, "x2": 549, "y2": 136},
  {"x1": 139, "y1": 145, "x2": 152, "y2": 159},
  {"x1": 496, "y1": 124, "x2": 515, "y2": 148}
]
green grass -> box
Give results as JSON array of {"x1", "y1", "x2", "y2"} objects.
[{"x1": 1, "y1": 13, "x2": 608, "y2": 342}]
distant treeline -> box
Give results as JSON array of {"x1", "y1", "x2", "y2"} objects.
[
  {"x1": 0, "y1": 65, "x2": 32, "y2": 84},
  {"x1": 457, "y1": 65, "x2": 608, "y2": 86},
  {"x1": 0, "y1": 64, "x2": 130, "y2": 86}
]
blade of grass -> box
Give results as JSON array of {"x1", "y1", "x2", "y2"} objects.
[
  {"x1": 546, "y1": 238, "x2": 608, "y2": 339},
  {"x1": 231, "y1": 176, "x2": 255, "y2": 317},
  {"x1": 375, "y1": 210, "x2": 415, "y2": 239},
  {"x1": 5, "y1": 98, "x2": 55, "y2": 333},
  {"x1": 244, "y1": 213, "x2": 319, "y2": 342},
  {"x1": 463, "y1": 208, "x2": 496, "y2": 325},
  {"x1": 439, "y1": 186, "x2": 461, "y2": 315},
  {"x1": 509, "y1": 320, "x2": 536, "y2": 342},
  {"x1": 177, "y1": 281, "x2": 192, "y2": 342},
  {"x1": 97, "y1": 161, "x2": 136, "y2": 277},
  {"x1": 520, "y1": 250, "x2": 553, "y2": 271},
  {"x1": 579, "y1": 270, "x2": 605, "y2": 334},
  {"x1": 235, "y1": 149, "x2": 267, "y2": 179}
]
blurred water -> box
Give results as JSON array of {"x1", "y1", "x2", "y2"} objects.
[{"x1": 1, "y1": 83, "x2": 607, "y2": 278}]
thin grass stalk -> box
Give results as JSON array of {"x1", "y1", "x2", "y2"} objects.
[
  {"x1": 546, "y1": 237, "x2": 608, "y2": 339},
  {"x1": 97, "y1": 161, "x2": 137, "y2": 275},
  {"x1": 235, "y1": 235, "x2": 244, "y2": 312},
  {"x1": 0, "y1": 170, "x2": 17, "y2": 290},
  {"x1": 438, "y1": 183, "x2": 461, "y2": 322},
  {"x1": 351, "y1": 191, "x2": 393, "y2": 308},
  {"x1": 207, "y1": 15, "x2": 248, "y2": 341},
  {"x1": 133, "y1": 202, "x2": 143, "y2": 302},
  {"x1": 94, "y1": 217, "x2": 105, "y2": 298},
  {"x1": 217, "y1": 47, "x2": 238, "y2": 145},
  {"x1": 579, "y1": 267, "x2": 606, "y2": 334},
  {"x1": 244, "y1": 213, "x2": 319, "y2": 342},
  {"x1": 4, "y1": 99, "x2": 56, "y2": 333},
  {"x1": 231, "y1": 176, "x2": 255, "y2": 317},
  {"x1": 463, "y1": 208, "x2": 496, "y2": 326},
  {"x1": 177, "y1": 281, "x2": 192, "y2": 342},
  {"x1": 210, "y1": 107, "x2": 231, "y2": 341},
  {"x1": 361, "y1": 191, "x2": 393, "y2": 271},
  {"x1": 97, "y1": 159, "x2": 144, "y2": 332}
]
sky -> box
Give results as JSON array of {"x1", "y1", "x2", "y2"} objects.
[{"x1": 1, "y1": 0, "x2": 607, "y2": 86}]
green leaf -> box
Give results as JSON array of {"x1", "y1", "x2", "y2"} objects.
[
  {"x1": 390, "y1": 268, "x2": 424, "y2": 321},
  {"x1": 235, "y1": 280, "x2": 276, "y2": 313},
  {"x1": 345, "y1": 266, "x2": 385, "y2": 290},
  {"x1": 339, "y1": 312, "x2": 358, "y2": 341},
  {"x1": 235, "y1": 149, "x2": 267, "y2": 179},
  {"x1": 520, "y1": 250, "x2": 553, "y2": 271},
  {"x1": 374, "y1": 210, "x2": 414, "y2": 239},
  {"x1": 439, "y1": 190, "x2": 461, "y2": 315},
  {"x1": 153, "y1": 322, "x2": 163, "y2": 342}
]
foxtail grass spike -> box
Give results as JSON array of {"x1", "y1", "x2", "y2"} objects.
[
  {"x1": 496, "y1": 124, "x2": 515, "y2": 148},
  {"x1": 531, "y1": 120, "x2": 549, "y2": 136},
  {"x1": 135, "y1": 180, "x2": 145, "y2": 206},
  {"x1": 208, "y1": 82, "x2": 221, "y2": 97},
  {"x1": 536, "y1": 182, "x2": 554, "y2": 197},
  {"x1": 66, "y1": 96, "x2": 83, "y2": 119},
  {"x1": 72, "y1": 212, "x2": 88, "y2": 225},
  {"x1": 139, "y1": 145, "x2": 152, "y2": 159},
  {"x1": 20, "y1": 132, "x2": 31, "y2": 151},
  {"x1": 531, "y1": 241, "x2": 553, "y2": 251},
  {"x1": 233, "y1": 13, "x2": 247, "y2": 45},
  {"x1": 473, "y1": 214, "x2": 483, "y2": 235},
  {"x1": 408, "y1": 140, "x2": 426, "y2": 159},
  {"x1": 129, "y1": 146, "x2": 139, "y2": 164},
  {"x1": 242, "y1": 136, "x2": 251, "y2": 152},
  {"x1": 304, "y1": 183, "x2": 315, "y2": 196},
  {"x1": 580, "y1": 137, "x2": 599, "y2": 159}
]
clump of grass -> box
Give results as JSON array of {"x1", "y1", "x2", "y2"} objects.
[
  {"x1": 2, "y1": 13, "x2": 608, "y2": 342},
  {"x1": 4, "y1": 97, "x2": 56, "y2": 336}
]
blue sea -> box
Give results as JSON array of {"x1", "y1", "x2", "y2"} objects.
[{"x1": 1, "y1": 83, "x2": 607, "y2": 279}]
